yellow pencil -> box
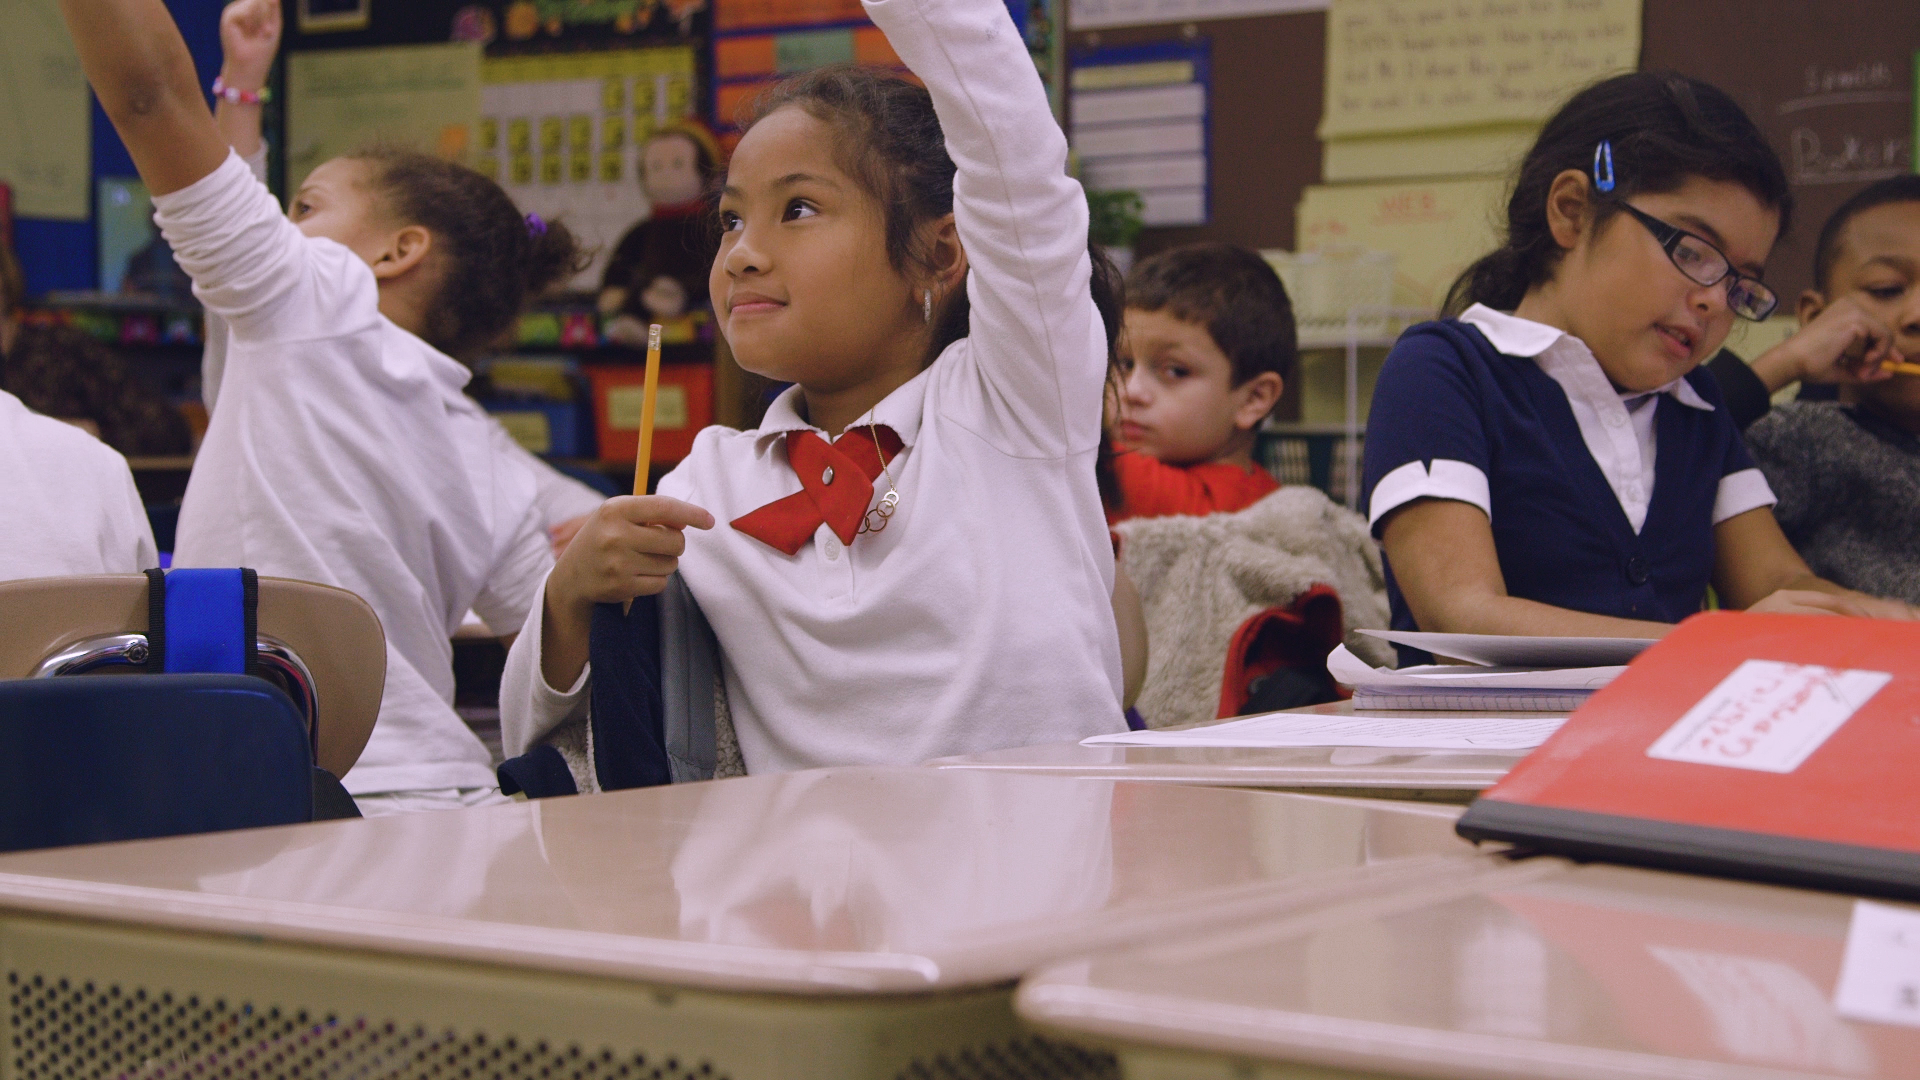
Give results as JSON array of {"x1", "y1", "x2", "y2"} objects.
[
  {"x1": 633, "y1": 323, "x2": 663, "y2": 496},
  {"x1": 1883, "y1": 361, "x2": 1920, "y2": 377}
]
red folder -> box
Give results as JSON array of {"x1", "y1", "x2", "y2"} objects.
[{"x1": 1457, "y1": 611, "x2": 1920, "y2": 899}]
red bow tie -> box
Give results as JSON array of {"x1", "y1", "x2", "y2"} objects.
[{"x1": 731, "y1": 426, "x2": 903, "y2": 555}]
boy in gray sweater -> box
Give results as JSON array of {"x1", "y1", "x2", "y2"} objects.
[{"x1": 1747, "y1": 175, "x2": 1920, "y2": 603}]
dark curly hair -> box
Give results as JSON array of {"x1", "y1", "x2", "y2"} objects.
[
  {"x1": 349, "y1": 148, "x2": 589, "y2": 359},
  {"x1": 1444, "y1": 71, "x2": 1791, "y2": 318}
]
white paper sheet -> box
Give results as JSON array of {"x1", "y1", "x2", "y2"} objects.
[
  {"x1": 1356, "y1": 630, "x2": 1656, "y2": 668},
  {"x1": 1834, "y1": 900, "x2": 1920, "y2": 1030},
  {"x1": 1328, "y1": 644, "x2": 1625, "y2": 691},
  {"x1": 1081, "y1": 712, "x2": 1565, "y2": 750},
  {"x1": 1646, "y1": 660, "x2": 1890, "y2": 774}
]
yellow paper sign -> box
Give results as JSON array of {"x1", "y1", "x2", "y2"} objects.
[
  {"x1": 0, "y1": 0, "x2": 91, "y2": 220},
  {"x1": 286, "y1": 42, "x2": 482, "y2": 191},
  {"x1": 1296, "y1": 177, "x2": 1507, "y2": 314},
  {"x1": 1321, "y1": 0, "x2": 1640, "y2": 140}
]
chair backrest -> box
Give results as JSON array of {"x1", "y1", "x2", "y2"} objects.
[
  {"x1": 0, "y1": 575, "x2": 383, "y2": 777},
  {"x1": 0, "y1": 674, "x2": 314, "y2": 852}
]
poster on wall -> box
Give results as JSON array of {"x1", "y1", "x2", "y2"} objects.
[
  {"x1": 1319, "y1": 0, "x2": 1641, "y2": 141},
  {"x1": 478, "y1": 47, "x2": 699, "y2": 287},
  {"x1": 0, "y1": 0, "x2": 90, "y2": 221},
  {"x1": 712, "y1": 0, "x2": 1059, "y2": 136},
  {"x1": 285, "y1": 41, "x2": 484, "y2": 191},
  {"x1": 1070, "y1": 42, "x2": 1210, "y2": 228}
]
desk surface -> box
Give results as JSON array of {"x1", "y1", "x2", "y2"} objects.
[
  {"x1": 930, "y1": 702, "x2": 1551, "y2": 798},
  {"x1": 1020, "y1": 858, "x2": 1920, "y2": 1079},
  {"x1": 0, "y1": 767, "x2": 1503, "y2": 995}
]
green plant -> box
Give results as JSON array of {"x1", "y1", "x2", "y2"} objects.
[{"x1": 1086, "y1": 189, "x2": 1145, "y2": 250}]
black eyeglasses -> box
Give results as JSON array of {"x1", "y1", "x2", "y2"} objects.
[{"x1": 1616, "y1": 202, "x2": 1778, "y2": 321}]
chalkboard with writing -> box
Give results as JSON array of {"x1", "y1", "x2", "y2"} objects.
[{"x1": 1644, "y1": 1, "x2": 1919, "y2": 305}]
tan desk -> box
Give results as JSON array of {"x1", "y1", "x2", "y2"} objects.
[
  {"x1": 0, "y1": 767, "x2": 1507, "y2": 1080},
  {"x1": 1019, "y1": 857, "x2": 1920, "y2": 1080},
  {"x1": 930, "y1": 702, "x2": 1557, "y2": 803}
]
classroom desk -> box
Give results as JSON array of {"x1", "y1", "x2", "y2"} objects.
[
  {"x1": 0, "y1": 767, "x2": 1511, "y2": 1080},
  {"x1": 928, "y1": 702, "x2": 1559, "y2": 803},
  {"x1": 1018, "y1": 856, "x2": 1920, "y2": 1080}
]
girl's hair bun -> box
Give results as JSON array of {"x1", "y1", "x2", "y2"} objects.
[{"x1": 350, "y1": 146, "x2": 591, "y2": 359}]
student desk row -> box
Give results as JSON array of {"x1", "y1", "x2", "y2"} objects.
[
  {"x1": 1019, "y1": 855, "x2": 1920, "y2": 1079},
  {"x1": 931, "y1": 701, "x2": 1555, "y2": 803},
  {"x1": 0, "y1": 768, "x2": 1501, "y2": 1080},
  {"x1": 0, "y1": 762, "x2": 1906, "y2": 1080}
]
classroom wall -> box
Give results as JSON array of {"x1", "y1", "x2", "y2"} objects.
[{"x1": 13, "y1": 0, "x2": 226, "y2": 298}]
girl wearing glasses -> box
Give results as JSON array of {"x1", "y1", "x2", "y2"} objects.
[{"x1": 1362, "y1": 72, "x2": 1914, "y2": 662}]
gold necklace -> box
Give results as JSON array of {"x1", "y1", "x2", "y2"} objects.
[{"x1": 857, "y1": 409, "x2": 900, "y2": 535}]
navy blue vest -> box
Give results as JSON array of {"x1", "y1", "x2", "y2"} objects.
[{"x1": 1363, "y1": 321, "x2": 1757, "y2": 643}]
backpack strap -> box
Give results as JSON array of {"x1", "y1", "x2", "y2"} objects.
[{"x1": 660, "y1": 574, "x2": 719, "y2": 783}]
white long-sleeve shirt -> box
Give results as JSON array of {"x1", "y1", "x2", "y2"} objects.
[
  {"x1": 156, "y1": 153, "x2": 553, "y2": 795},
  {"x1": 502, "y1": 0, "x2": 1126, "y2": 772},
  {"x1": 201, "y1": 147, "x2": 606, "y2": 536},
  {"x1": 0, "y1": 389, "x2": 157, "y2": 581}
]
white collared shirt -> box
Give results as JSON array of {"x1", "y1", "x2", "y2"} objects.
[
  {"x1": 500, "y1": 0, "x2": 1126, "y2": 773},
  {"x1": 1372, "y1": 304, "x2": 1774, "y2": 533}
]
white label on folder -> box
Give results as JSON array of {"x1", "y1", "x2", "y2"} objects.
[
  {"x1": 1834, "y1": 900, "x2": 1920, "y2": 1029},
  {"x1": 1645, "y1": 660, "x2": 1890, "y2": 774}
]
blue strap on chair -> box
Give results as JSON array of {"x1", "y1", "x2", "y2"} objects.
[{"x1": 143, "y1": 567, "x2": 260, "y2": 676}]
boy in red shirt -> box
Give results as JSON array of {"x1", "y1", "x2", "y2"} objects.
[{"x1": 1109, "y1": 244, "x2": 1294, "y2": 522}]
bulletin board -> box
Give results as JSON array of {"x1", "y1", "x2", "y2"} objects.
[
  {"x1": 479, "y1": 46, "x2": 699, "y2": 286},
  {"x1": 1642, "y1": 1, "x2": 1920, "y2": 306}
]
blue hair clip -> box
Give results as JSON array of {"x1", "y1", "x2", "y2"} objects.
[
  {"x1": 525, "y1": 213, "x2": 547, "y2": 238},
  {"x1": 1592, "y1": 140, "x2": 1616, "y2": 193}
]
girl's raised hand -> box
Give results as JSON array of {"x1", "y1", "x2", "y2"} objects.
[
  {"x1": 548, "y1": 495, "x2": 715, "y2": 610},
  {"x1": 220, "y1": 0, "x2": 282, "y2": 91}
]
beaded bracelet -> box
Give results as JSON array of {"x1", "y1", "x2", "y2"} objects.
[{"x1": 211, "y1": 76, "x2": 272, "y2": 106}]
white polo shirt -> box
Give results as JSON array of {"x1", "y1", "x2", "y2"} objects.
[
  {"x1": 0, "y1": 389, "x2": 157, "y2": 581},
  {"x1": 156, "y1": 153, "x2": 554, "y2": 796},
  {"x1": 502, "y1": 0, "x2": 1126, "y2": 771}
]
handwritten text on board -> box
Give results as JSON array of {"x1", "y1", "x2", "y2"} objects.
[{"x1": 1321, "y1": 0, "x2": 1640, "y2": 139}]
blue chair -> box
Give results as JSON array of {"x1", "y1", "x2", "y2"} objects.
[{"x1": 0, "y1": 674, "x2": 314, "y2": 852}]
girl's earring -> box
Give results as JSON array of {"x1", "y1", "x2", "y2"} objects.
[{"x1": 923, "y1": 289, "x2": 933, "y2": 324}]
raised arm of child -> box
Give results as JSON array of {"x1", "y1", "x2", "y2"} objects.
[
  {"x1": 866, "y1": 0, "x2": 1108, "y2": 456},
  {"x1": 214, "y1": 0, "x2": 279, "y2": 161},
  {"x1": 59, "y1": 0, "x2": 230, "y2": 196}
]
